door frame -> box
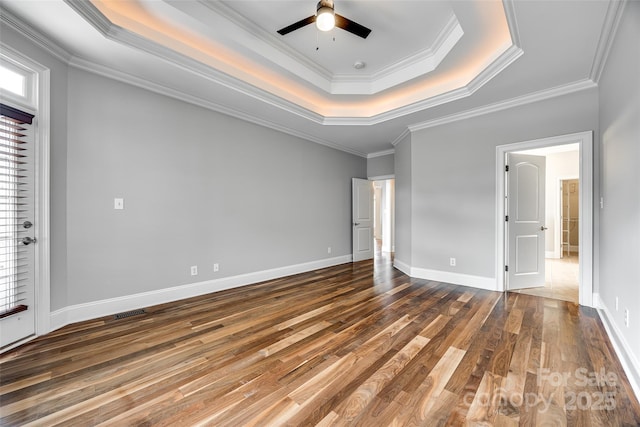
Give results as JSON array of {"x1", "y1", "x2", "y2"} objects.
[
  {"x1": 495, "y1": 131, "x2": 593, "y2": 307},
  {"x1": 1, "y1": 44, "x2": 51, "y2": 349}
]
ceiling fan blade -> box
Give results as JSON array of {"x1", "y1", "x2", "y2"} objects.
[
  {"x1": 335, "y1": 14, "x2": 371, "y2": 39},
  {"x1": 277, "y1": 15, "x2": 316, "y2": 35}
]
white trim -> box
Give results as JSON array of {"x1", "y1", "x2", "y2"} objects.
[
  {"x1": 27, "y1": 0, "x2": 524, "y2": 126},
  {"x1": 589, "y1": 0, "x2": 627, "y2": 83},
  {"x1": 0, "y1": 45, "x2": 51, "y2": 341},
  {"x1": 391, "y1": 129, "x2": 411, "y2": 147},
  {"x1": 395, "y1": 264, "x2": 497, "y2": 291},
  {"x1": 496, "y1": 131, "x2": 593, "y2": 306},
  {"x1": 50, "y1": 255, "x2": 352, "y2": 331},
  {"x1": 0, "y1": 9, "x2": 71, "y2": 63},
  {"x1": 393, "y1": 259, "x2": 412, "y2": 276},
  {"x1": 35, "y1": 65, "x2": 51, "y2": 337},
  {"x1": 368, "y1": 175, "x2": 395, "y2": 181},
  {"x1": 410, "y1": 268, "x2": 496, "y2": 291},
  {"x1": 409, "y1": 79, "x2": 596, "y2": 133},
  {"x1": 367, "y1": 149, "x2": 395, "y2": 159},
  {"x1": 598, "y1": 301, "x2": 640, "y2": 401}
]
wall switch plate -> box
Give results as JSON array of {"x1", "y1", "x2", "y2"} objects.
[
  {"x1": 213, "y1": 263, "x2": 219, "y2": 272},
  {"x1": 114, "y1": 198, "x2": 124, "y2": 210},
  {"x1": 615, "y1": 297, "x2": 619, "y2": 311},
  {"x1": 450, "y1": 257, "x2": 456, "y2": 267},
  {"x1": 190, "y1": 266, "x2": 198, "y2": 276}
]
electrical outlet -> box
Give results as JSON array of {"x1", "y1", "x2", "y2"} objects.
[
  {"x1": 213, "y1": 263, "x2": 219, "y2": 272},
  {"x1": 615, "y1": 297, "x2": 619, "y2": 311},
  {"x1": 190, "y1": 265, "x2": 198, "y2": 276},
  {"x1": 114, "y1": 198, "x2": 124, "y2": 210},
  {"x1": 450, "y1": 257, "x2": 456, "y2": 267},
  {"x1": 624, "y1": 309, "x2": 630, "y2": 328},
  {"x1": 327, "y1": 247, "x2": 332, "y2": 254}
]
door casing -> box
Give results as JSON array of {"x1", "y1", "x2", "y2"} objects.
[
  {"x1": 0, "y1": 44, "x2": 51, "y2": 351},
  {"x1": 496, "y1": 131, "x2": 593, "y2": 307}
]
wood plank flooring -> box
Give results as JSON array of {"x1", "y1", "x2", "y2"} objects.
[{"x1": 1, "y1": 255, "x2": 639, "y2": 426}]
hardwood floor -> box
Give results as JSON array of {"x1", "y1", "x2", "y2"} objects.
[
  {"x1": 1, "y1": 255, "x2": 639, "y2": 426},
  {"x1": 513, "y1": 253, "x2": 579, "y2": 304}
]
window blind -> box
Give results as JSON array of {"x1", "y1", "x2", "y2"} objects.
[{"x1": 0, "y1": 103, "x2": 34, "y2": 318}]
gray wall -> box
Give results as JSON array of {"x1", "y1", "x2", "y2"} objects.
[
  {"x1": 367, "y1": 153, "x2": 394, "y2": 178},
  {"x1": 598, "y1": 1, "x2": 640, "y2": 363},
  {"x1": 406, "y1": 88, "x2": 598, "y2": 278},
  {"x1": 64, "y1": 69, "x2": 365, "y2": 306},
  {"x1": 393, "y1": 134, "x2": 412, "y2": 266},
  {"x1": 2, "y1": 25, "x2": 365, "y2": 311}
]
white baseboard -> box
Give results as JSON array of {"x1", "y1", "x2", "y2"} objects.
[
  {"x1": 392, "y1": 260, "x2": 497, "y2": 291},
  {"x1": 597, "y1": 299, "x2": 640, "y2": 402},
  {"x1": 50, "y1": 255, "x2": 352, "y2": 332},
  {"x1": 393, "y1": 259, "x2": 411, "y2": 276}
]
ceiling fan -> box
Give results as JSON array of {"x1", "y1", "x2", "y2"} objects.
[{"x1": 277, "y1": 0, "x2": 372, "y2": 39}]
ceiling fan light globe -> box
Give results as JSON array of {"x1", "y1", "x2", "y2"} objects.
[{"x1": 316, "y1": 7, "x2": 335, "y2": 31}]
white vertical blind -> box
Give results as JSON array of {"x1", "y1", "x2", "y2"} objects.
[{"x1": 0, "y1": 104, "x2": 33, "y2": 318}]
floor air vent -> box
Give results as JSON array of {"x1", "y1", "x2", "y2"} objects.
[{"x1": 114, "y1": 309, "x2": 146, "y2": 320}]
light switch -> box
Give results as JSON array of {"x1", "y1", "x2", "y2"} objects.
[{"x1": 114, "y1": 198, "x2": 124, "y2": 210}]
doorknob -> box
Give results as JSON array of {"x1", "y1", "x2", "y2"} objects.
[
  {"x1": 23, "y1": 221, "x2": 32, "y2": 229},
  {"x1": 540, "y1": 226, "x2": 548, "y2": 231},
  {"x1": 21, "y1": 237, "x2": 37, "y2": 245},
  {"x1": 354, "y1": 222, "x2": 360, "y2": 226}
]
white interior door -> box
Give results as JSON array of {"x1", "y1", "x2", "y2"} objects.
[
  {"x1": 507, "y1": 153, "x2": 546, "y2": 290},
  {"x1": 0, "y1": 106, "x2": 37, "y2": 348},
  {"x1": 352, "y1": 178, "x2": 374, "y2": 262}
]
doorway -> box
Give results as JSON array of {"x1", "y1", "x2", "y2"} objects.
[
  {"x1": 0, "y1": 49, "x2": 51, "y2": 351},
  {"x1": 496, "y1": 131, "x2": 593, "y2": 307},
  {"x1": 507, "y1": 146, "x2": 580, "y2": 303},
  {"x1": 373, "y1": 179, "x2": 395, "y2": 260}
]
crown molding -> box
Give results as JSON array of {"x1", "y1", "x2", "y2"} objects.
[
  {"x1": 502, "y1": 0, "x2": 521, "y2": 47},
  {"x1": 65, "y1": 0, "x2": 330, "y2": 125},
  {"x1": 408, "y1": 78, "x2": 597, "y2": 133},
  {"x1": 391, "y1": 129, "x2": 411, "y2": 147},
  {"x1": 204, "y1": 1, "x2": 463, "y2": 96},
  {"x1": 323, "y1": 44, "x2": 523, "y2": 127},
  {"x1": 3, "y1": 2, "x2": 365, "y2": 157},
  {"x1": 330, "y1": 15, "x2": 463, "y2": 95},
  {"x1": 0, "y1": 7, "x2": 72, "y2": 63},
  {"x1": 367, "y1": 149, "x2": 395, "y2": 159},
  {"x1": 60, "y1": 0, "x2": 524, "y2": 125},
  {"x1": 589, "y1": 0, "x2": 627, "y2": 83},
  {"x1": 69, "y1": 57, "x2": 366, "y2": 158}
]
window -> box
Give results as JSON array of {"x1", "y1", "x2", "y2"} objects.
[
  {"x1": 0, "y1": 64, "x2": 26, "y2": 97},
  {"x1": 0, "y1": 56, "x2": 34, "y2": 108},
  {"x1": 0, "y1": 104, "x2": 34, "y2": 317}
]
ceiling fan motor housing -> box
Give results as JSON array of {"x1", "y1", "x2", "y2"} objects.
[{"x1": 317, "y1": 0, "x2": 335, "y2": 12}]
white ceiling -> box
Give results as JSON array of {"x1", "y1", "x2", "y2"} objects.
[{"x1": 0, "y1": 0, "x2": 615, "y2": 156}]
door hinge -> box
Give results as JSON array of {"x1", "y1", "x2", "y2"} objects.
[
  {"x1": 505, "y1": 215, "x2": 509, "y2": 222},
  {"x1": 505, "y1": 265, "x2": 509, "y2": 272},
  {"x1": 505, "y1": 165, "x2": 509, "y2": 172}
]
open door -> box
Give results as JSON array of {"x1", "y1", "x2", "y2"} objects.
[
  {"x1": 352, "y1": 178, "x2": 374, "y2": 262},
  {"x1": 506, "y1": 153, "x2": 546, "y2": 290}
]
